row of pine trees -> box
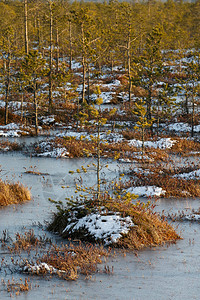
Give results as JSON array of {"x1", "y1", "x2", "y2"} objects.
[{"x1": 0, "y1": 0, "x2": 199, "y2": 134}]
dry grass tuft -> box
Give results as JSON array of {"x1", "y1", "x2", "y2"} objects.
[
  {"x1": 0, "y1": 140, "x2": 22, "y2": 151},
  {"x1": 2, "y1": 231, "x2": 110, "y2": 281},
  {"x1": 0, "y1": 180, "x2": 31, "y2": 206},
  {"x1": 9, "y1": 230, "x2": 51, "y2": 253},
  {"x1": 3, "y1": 278, "x2": 30, "y2": 295},
  {"x1": 170, "y1": 138, "x2": 200, "y2": 155},
  {"x1": 40, "y1": 242, "x2": 110, "y2": 280},
  {"x1": 105, "y1": 199, "x2": 180, "y2": 250}
]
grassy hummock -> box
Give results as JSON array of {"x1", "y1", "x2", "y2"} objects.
[
  {"x1": 48, "y1": 195, "x2": 180, "y2": 250},
  {"x1": 0, "y1": 180, "x2": 31, "y2": 206}
]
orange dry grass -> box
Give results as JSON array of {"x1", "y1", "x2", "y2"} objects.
[
  {"x1": 105, "y1": 199, "x2": 180, "y2": 250},
  {"x1": 41, "y1": 242, "x2": 109, "y2": 280},
  {"x1": 0, "y1": 140, "x2": 21, "y2": 151},
  {"x1": 118, "y1": 212, "x2": 179, "y2": 249},
  {"x1": 54, "y1": 136, "x2": 138, "y2": 159},
  {"x1": 0, "y1": 180, "x2": 31, "y2": 206},
  {"x1": 10, "y1": 230, "x2": 49, "y2": 252},
  {"x1": 130, "y1": 168, "x2": 200, "y2": 198},
  {"x1": 5, "y1": 230, "x2": 110, "y2": 281},
  {"x1": 170, "y1": 138, "x2": 200, "y2": 155}
]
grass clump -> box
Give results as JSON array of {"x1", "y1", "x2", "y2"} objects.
[
  {"x1": 170, "y1": 138, "x2": 200, "y2": 155},
  {"x1": 39, "y1": 242, "x2": 110, "y2": 280},
  {"x1": 0, "y1": 180, "x2": 31, "y2": 206},
  {"x1": 0, "y1": 140, "x2": 22, "y2": 152},
  {"x1": 2, "y1": 278, "x2": 30, "y2": 295},
  {"x1": 8, "y1": 230, "x2": 51, "y2": 253},
  {"x1": 107, "y1": 199, "x2": 180, "y2": 249}
]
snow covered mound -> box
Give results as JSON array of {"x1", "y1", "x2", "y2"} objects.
[
  {"x1": 63, "y1": 213, "x2": 135, "y2": 245},
  {"x1": 38, "y1": 147, "x2": 69, "y2": 158},
  {"x1": 36, "y1": 141, "x2": 69, "y2": 158},
  {"x1": 126, "y1": 186, "x2": 166, "y2": 197},
  {"x1": 168, "y1": 122, "x2": 191, "y2": 132},
  {"x1": 129, "y1": 138, "x2": 176, "y2": 149}
]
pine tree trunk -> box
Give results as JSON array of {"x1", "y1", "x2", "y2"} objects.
[
  {"x1": 48, "y1": 2, "x2": 53, "y2": 112},
  {"x1": 127, "y1": 23, "x2": 132, "y2": 104},
  {"x1": 56, "y1": 25, "x2": 59, "y2": 73},
  {"x1": 97, "y1": 123, "x2": 101, "y2": 203},
  {"x1": 69, "y1": 20, "x2": 72, "y2": 70},
  {"x1": 87, "y1": 65, "x2": 90, "y2": 104},
  {"x1": 24, "y1": 0, "x2": 29, "y2": 55},
  {"x1": 33, "y1": 77, "x2": 38, "y2": 136},
  {"x1": 81, "y1": 23, "x2": 86, "y2": 104},
  {"x1": 191, "y1": 93, "x2": 195, "y2": 138},
  {"x1": 5, "y1": 52, "x2": 11, "y2": 125},
  {"x1": 21, "y1": 91, "x2": 24, "y2": 122}
]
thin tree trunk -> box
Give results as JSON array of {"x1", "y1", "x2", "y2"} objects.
[
  {"x1": 191, "y1": 92, "x2": 195, "y2": 138},
  {"x1": 48, "y1": 2, "x2": 53, "y2": 112},
  {"x1": 37, "y1": 13, "x2": 41, "y2": 52},
  {"x1": 5, "y1": 52, "x2": 11, "y2": 125},
  {"x1": 127, "y1": 23, "x2": 132, "y2": 104},
  {"x1": 185, "y1": 90, "x2": 189, "y2": 115},
  {"x1": 21, "y1": 91, "x2": 24, "y2": 122},
  {"x1": 87, "y1": 64, "x2": 90, "y2": 104},
  {"x1": 97, "y1": 122, "x2": 101, "y2": 203},
  {"x1": 147, "y1": 89, "x2": 153, "y2": 135},
  {"x1": 146, "y1": 93, "x2": 152, "y2": 121},
  {"x1": 33, "y1": 76, "x2": 38, "y2": 136},
  {"x1": 24, "y1": 0, "x2": 29, "y2": 55},
  {"x1": 81, "y1": 23, "x2": 86, "y2": 104},
  {"x1": 69, "y1": 20, "x2": 72, "y2": 70},
  {"x1": 56, "y1": 24, "x2": 59, "y2": 73},
  {"x1": 110, "y1": 52, "x2": 113, "y2": 73}
]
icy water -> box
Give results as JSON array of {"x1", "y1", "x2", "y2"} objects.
[{"x1": 0, "y1": 151, "x2": 200, "y2": 299}]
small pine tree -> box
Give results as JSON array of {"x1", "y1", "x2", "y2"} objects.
[{"x1": 133, "y1": 99, "x2": 154, "y2": 157}]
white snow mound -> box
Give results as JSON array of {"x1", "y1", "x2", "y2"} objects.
[{"x1": 63, "y1": 213, "x2": 135, "y2": 245}]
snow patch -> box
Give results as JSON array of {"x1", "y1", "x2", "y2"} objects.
[
  {"x1": 126, "y1": 186, "x2": 165, "y2": 197},
  {"x1": 24, "y1": 262, "x2": 57, "y2": 274},
  {"x1": 129, "y1": 138, "x2": 176, "y2": 149},
  {"x1": 63, "y1": 213, "x2": 135, "y2": 245}
]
